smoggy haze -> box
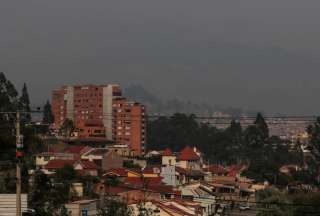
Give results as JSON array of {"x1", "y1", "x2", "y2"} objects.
[{"x1": 1, "y1": 0, "x2": 320, "y2": 114}]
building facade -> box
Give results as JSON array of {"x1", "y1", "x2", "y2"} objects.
[{"x1": 52, "y1": 84, "x2": 146, "y2": 155}]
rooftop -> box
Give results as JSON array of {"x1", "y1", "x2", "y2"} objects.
[{"x1": 178, "y1": 146, "x2": 200, "y2": 161}]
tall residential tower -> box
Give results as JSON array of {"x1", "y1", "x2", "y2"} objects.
[{"x1": 51, "y1": 84, "x2": 146, "y2": 155}]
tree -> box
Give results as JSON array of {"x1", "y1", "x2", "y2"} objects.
[
  {"x1": 19, "y1": 83, "x2": 31, "y2": 123},
  {"x1": 60, "y1": 119, "x2": 74, "y2": 137},
  {"x1": 254, "y1": 113, "x2": 269, "y2": 141},
  {"x1": 43, "y1": 100, "x2": 54, "y2": 124},
  {"x1": 98, "y1": 200, "x2": 132, "y2": 216},
  {"x1": 29, "y1": 170, "x2": 52, "y2": 215},
  {"x1": 307, "y1": 117, "x2": 320, "y2": 158},
  {"x1": 0, "y1": 72, "x2": 18, "y2": 160}
]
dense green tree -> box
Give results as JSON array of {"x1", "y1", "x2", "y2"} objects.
[
  {"x1": 60, "y1": 119, "x2": 74, "y2": 137},
  {"x1": 29, "y1": 170, "x2": 52, "y2": 215},
  {"x1": 98, "y1": 200, "x2": 132, "y2": 216},
  {"x1": 0, "y1": 72, "x2": 18, "y2": 160},
  {"x1": 43, "y1": 100, "x2": 54, "y2": 124},
  {"x1": 255, "y1": 112, "x2": 269, "y2": 141},
  {"x1": 307, "y1": 117, "x2": 320, "y2": 159},
  {"x1": 19, "y1": 83, "x2": 31, "y2": 123}
]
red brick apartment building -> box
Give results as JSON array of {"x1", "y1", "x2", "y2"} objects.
[{"x1": 51, "y1": 84, "x2": 146, "y2": 155}]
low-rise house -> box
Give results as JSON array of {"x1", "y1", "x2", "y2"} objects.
[
  {"x1": 175, "y1": 167, "x2": 205, "y2": 185},
  {"x1": 161, "y1": 148, "x2": 176, "y2": 166},
  {"x1": 129, "y1": 200, "x2": 204, "y2": 216},
  {"x1": 64, "y1": 145, "x2": 93, "y2": 160},
  {"x1": 177, "y1": 146, "x2": 202, "y2": 170},
  {"x1": 205, "y1": 165, "x2": 228, "y2": 177},
  {"x1": 65, "y1": 199, "x2": 98, "y2": 216},
  {"x1": 103, "y1": 167, "x2": 130, "y2": 179},
  {"x1": 44, "y1": 159, "x2": 99, "y2": 176},
  {"x1": 106, "y1": 144, "x2": 134, "y2": 157},
  {"x1": 35, "y1": 152, "x2": 74, "y2": 168},
  {"x1": 142, "y1": 166, "x2": 161, "y2": 178},
  {"x1": 161, "y1": 165, "x2": 177, "y2": 186},
  {"x1": 102, "y1": 150, "x2": 124, "y2": 171}
]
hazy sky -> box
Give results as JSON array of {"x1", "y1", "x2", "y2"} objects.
[{"x1": 1, "y1": 0, "x2": 320, "y2": 114}]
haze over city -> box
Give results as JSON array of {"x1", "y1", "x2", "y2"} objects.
[{"x1": 2, "y1": 0, "x2": 320, "y2": 114}]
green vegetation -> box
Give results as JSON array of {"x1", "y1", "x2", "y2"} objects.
[
  {"x1": 60, "y1": 118, "x2": 75, "y2": 137},
  {"x1": 148, "y1": 113, "x2": 305, "y2": 183},
  {"x1": 43, "y1": 100, "x2": 54, "y2": 125},
  {"x1": 256, "y1": 188, "x2": 320, "y2": 216},
  {"x1": 98, "y1": 200, "x2": 132, "y2": 216}
]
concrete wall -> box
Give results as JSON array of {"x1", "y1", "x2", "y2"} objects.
[
  {"x1": 161, "y1": 165, "x2": 177, "y2": 186},
  {"x1": 66, "y1": 86, "x2": 74, "y2": 121},
  {"x1": 102, "y1": 85, "x2": 114, "y2": 140},
  {"x1": 0, "y1": 194, "x2": 28, "y2": 216}
]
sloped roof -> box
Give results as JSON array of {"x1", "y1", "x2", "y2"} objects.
[
  {"x1": 78, "y1": 160, "x2": 99, "y2": 170},
  {"x1": 162, "y1": 148, "x2": 174, "y2": 157},
  {"x1": 45, "y1": 159, "x2": 98, "y2": 170},
  {"x1": 205, "y1": 165, "x2": 228, "y2": 175},
  {"x1": 142, "y1": 166, "x2": 161, "y2": 175},
  {"x1": 178, "y1": 146, "x2": 200, "y2": 161},
  {"x1": 124, "y1": 177, "x2": 163, "y2": 187},
  {"x1": 104, "y1": 186, "x2": 136, "y2": 195},
  {"x1": 104, "y1": 168, "x2": 128, "y2": 177},
  {"x1": 64, "y1": 145, "x2": 89, "y2": 154},
  {"x1": 45, "y1": 160, "x2": 75, "y2": 169},
  {"x1": 175, "y1": 167, "x2": 204, "y2": 177}
]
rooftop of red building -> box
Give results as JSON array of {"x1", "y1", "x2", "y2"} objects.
[
  {"x1": 178, "y1": 146, "x2": 200, "y2": 161},
  {"x1": 205, "y1": 164, "x2": 228, "y2": 175},
  {"x1": 104, "y1": 168, "x2": 129, "y2": 177},
  {"x1": 44, "y1": 159, "x2": 98, "y2": 170},
  {"x1": 162, "y1": 148, "x2": 174, "y2": 157},
  {"x1": 64, "y1": 145, "x2": 89, "y2": 154}
]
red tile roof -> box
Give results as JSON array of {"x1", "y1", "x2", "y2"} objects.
[
  {"x1": 45, "y1": 159, "x2": 99, "y2": 170},
  {"x1": 162, "y1": 148, "x2": 174, "y2": 156},
  {"x1": 64, "y1": 145, "x2": 90, "y2": 154},
  {"x1": 104, "y1": 168, "x2": 128, "y2": 177},
  {"x1": 105, "y1": 186, "x2": 135, "y2": 195},
  {"x1": 44, "y1": 160, "x2": 75, "y2": 169},
  {"x1": 178, "y1": 146, "x2": 200, "y2": 161},
  {"x1": 142, "y1": 166, "x2": 161, "y2": 175},
  {"x1": 205, "y1": 165, "x2": 228, "y2": 175},
  {"x1": 124, "y1": 177, "x2": 163, "y2": 187},
  {"x1": 78, "y1": 160, "x2": 99, "y2": 170}
]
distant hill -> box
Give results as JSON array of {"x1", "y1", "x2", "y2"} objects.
[{"x1": 124, "y1": 84, "x2": 258, "y2": 116}]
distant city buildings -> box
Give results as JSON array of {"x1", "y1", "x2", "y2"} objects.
[{"x1": 51, "y1": 84, "x2": 146, "y2": 155}]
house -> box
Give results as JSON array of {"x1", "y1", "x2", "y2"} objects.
[
  {"x1": 44, "y1": 159, "x2": 99, "y2": 176},
  {"x1": 129, "y1": 200, "x2": 204, "y2": 216},
  {"x1": 226, "y1": 165, "x2": 247, "y2": 178},
  {"x1": 65, "y1": 199, "x2": 98, "y2": 216},
  {"x1": 205, "y1": 165, "x2": 228, "y2": 176},
  {"x1": 161, "y1": 165, "x2": 177, "y2": 186},
  {"x1": 106, "y1": 144, "x2": 134, "y2": 157},
  {"x1": 161, "y1": 148, "x2": 176, "y2": 166},
  {"x1": 95, "y1": 184, "x2": 161, "y2": 204},
  {"x1": 64, "y1": 145, "x2": 92, "y2": 159},
  {"x1": 142, "y1": 166, "x2": 161, "y2": 178},
  {"x1": 102, "y1": 150, "x2": 124, "y2": 171},
  {"x1": 177, "y1": 146, "x2": 202, "y2": 170},
  {"x1": 35, "y1": 152, "x2": 74, "y2": 168},
  {"x1": 175, "y1": 167, "x2": 205, "y2": 185},
  {"x1": 145, "y1": 150, "x2": 161, "y2": 158},
  {"x1": 103, "y1": 168, "x2": 141, "y2": 179}
]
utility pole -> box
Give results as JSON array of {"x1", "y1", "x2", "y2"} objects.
[{"x1": 16, "y1": 111, "x2": 22, "y2": 216}]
